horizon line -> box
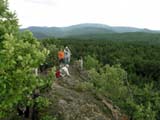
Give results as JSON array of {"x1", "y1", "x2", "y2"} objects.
[{"x1": 20, "y1": 23, "x2": 159, "y2": 31}]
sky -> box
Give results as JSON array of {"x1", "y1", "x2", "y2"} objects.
[{"x1": 8, "y1": 0, "x2": 160, "y2": 30}]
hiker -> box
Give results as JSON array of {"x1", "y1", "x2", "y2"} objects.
[
  {"x1": 60, "y1": 64, "x2": 71, "y2": 77},
  {"x1": 64, "y1": 46, "x2": 71, "y2": 64},
  {"x1": 32, "y1": 88, "x2": 40, "y2": 120},
  {"x1": 79, "y1": 56, "x2": 83, "y2": 70},
  {"x1": 35, "y1": 68, "x2": 38, "y2": 76},
  {"x1": 58, "y1": 48, "x2": 64, "y2": 64},
  {"x1": 17, "y1": 105, "x2": 30, "y2": 119},
  {"x1": 31, "y1": 68, "x2": 38, "y2": 76},
  {"x1": 39, "y1": 63, "x2": 48, "y2": 73}
]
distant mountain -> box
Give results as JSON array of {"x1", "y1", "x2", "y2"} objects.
[{"x1": 21, "y1": 23, "x2": 159, "y2": 39}]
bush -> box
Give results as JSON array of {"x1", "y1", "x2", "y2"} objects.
[
  {"x1": 75, "y1": 82, "x2": 94, "y2": 92},
  {"x1": 84, "y1": 55, "x2": 100, "y2": 70},
  {"x1": 35, "y1": 96, "x2": 51, "y2": 110},
  {"x1": 88, "y1": 64, "x2": 128, "y2": 102},
  {"x1": 41, "y1": 115, "x2": 57, "y2": 120}
]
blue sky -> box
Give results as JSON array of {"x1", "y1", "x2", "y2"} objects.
[{"x1": 9, "y1": 0, "x2": 160, "y2": 30}]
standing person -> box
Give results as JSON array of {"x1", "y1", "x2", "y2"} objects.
[
  {"x1": 58, "y1": 48, "x2": 64, "y2": 65},
  {"x1": 64, "y1": 46, "x2": 71, "y2": 64},
  {"x1": 79, "y1": 56, "x2": 83, "y2": 70},
  {"x1": 32, "y1": 88, "x2": 40, "y2": 120},
  {"x1": 34, "y1": 68, "x2": 38, "y2": 76}
]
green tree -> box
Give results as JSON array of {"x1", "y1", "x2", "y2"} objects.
[
  {"x1": 89, "y1": 64, "x2": 128, "y2": 102},
  {"x1": 84, "y1": 55, "x2": 100, "y2": 70},
  {"x1": 0, "y1": 0, "x2": 48, "y2": 118}
]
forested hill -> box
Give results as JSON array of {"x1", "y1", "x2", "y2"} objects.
[
  {"x1": 62, "y1": 32, "x2": 160, "y2": 44},
  {"x1": 21, "y1": 23, "x2": 160, "y2": 39}
]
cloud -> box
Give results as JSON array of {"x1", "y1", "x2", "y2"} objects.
[
  {"x1": 28, "y1": 0, "x2": 56, "y2": 6},
  {"x1": 8, "y1": 0, "x2": 160, "y2": 29}
]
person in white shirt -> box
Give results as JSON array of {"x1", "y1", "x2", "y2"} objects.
[
  {"x1": 60, "y1": 64, "x2": 71, "y2": 77},
  {"x1": 64, "y1": 46, "x2": 71, "y2": 64},
  {"x1": 79, "y1": 56, "x2": 83, "y2": 70}
]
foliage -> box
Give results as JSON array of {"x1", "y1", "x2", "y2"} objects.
[
  {"x1": 87, "y1": 60, "x2": 159, "y2": 119},
  {"x1": 57, "y1": 38, "x2": 160, "y2": 87},
  {"x1": 0, "y1": 0, "x2": 49, "y2": 118},
  {"x1": 126, "y1": 100, "x2": 156, "y2": 120},
  {"x1": 40, "y1": 38, "x2": 59, "y2": 67},
  {"x1": 39, "y1": 67, "x2": 56, "y2": 90},
  {"x1": 75, "y1": 82, "x2": 94, "y2": 92},
  {"x1": 35, "y1": 96, "x2": 51, "y2": 110},
  {"x1": 41, "y1": 115, "x2": 57, "y2": 120},
  {"x1": 88, "y1": 64, "x2": 128, "y2": 102},
  {"x1": 46, "y1": 37, "x2": 160, "y2": 119},
  {"x1": 124, "y1": 84, "x2": 160, "y2": 120},
  {"x1": 84, "y1": 55, "x2": 100, "y2": 70},
  {"x1": 0, "y1": 31, "x2": 48, "y2": 118}
]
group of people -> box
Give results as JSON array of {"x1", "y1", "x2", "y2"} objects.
[{"x1": 56, "y1": 46, "x2": 71, "y2": 78}]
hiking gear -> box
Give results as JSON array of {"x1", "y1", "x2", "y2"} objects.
[{"x1": 55, "y1": 70, "x2": 61, "y2": 78}]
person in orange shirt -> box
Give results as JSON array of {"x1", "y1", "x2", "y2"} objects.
[{"x1": 58, "y1": 48, "x2": 64, "y2": 64}]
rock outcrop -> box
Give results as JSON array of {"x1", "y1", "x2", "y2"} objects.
[{"x1": 42, "y1": 65, "x2": 128, "y2": 120}]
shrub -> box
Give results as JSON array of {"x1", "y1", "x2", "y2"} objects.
[
  {"x1": 84, "y1": 55, "x2": 100, "y2": 70},
  {"x1": 75, "y1": 82, "x2": 94, "y2": 92}
]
